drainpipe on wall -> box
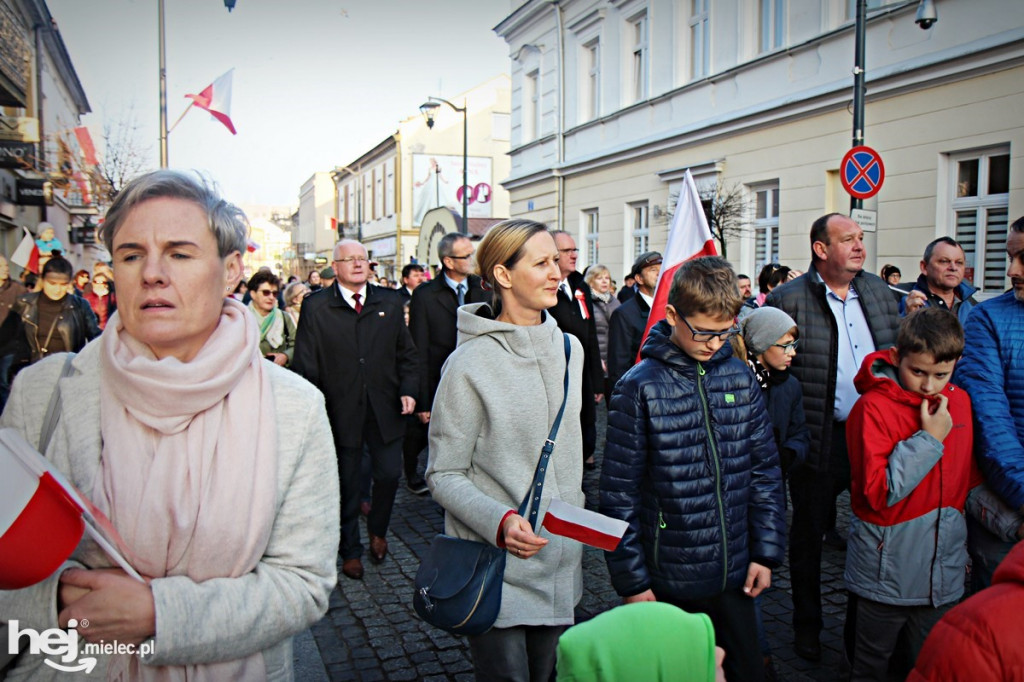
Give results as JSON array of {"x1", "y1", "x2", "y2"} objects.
[
  {"x1": 34, "y1": 23, "x2": 46, "y2": 225},
  {"x1": 551, "y1": 0, "x2": 565, "y2": 230}
]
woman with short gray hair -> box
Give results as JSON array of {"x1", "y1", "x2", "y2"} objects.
[{"x1": 0, "y1": 169, "x2": 339, "y2": 680}]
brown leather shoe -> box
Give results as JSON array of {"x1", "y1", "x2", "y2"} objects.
[
  {"x1": 342, "y1": 558, "x2": 364, "y2": 580},
  {"x1": 369, "y1": 534, "x2": 388, "y2": 563}
]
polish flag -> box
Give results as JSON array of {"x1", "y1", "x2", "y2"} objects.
[
  {"x1": 185, "y1": 69, "x2": 237, "y2": 135},
  {"x1": 0, "y1": 429, "x2": 142, "y2": 589},
  {"x1": 10, "y1": 226, "x2": 40, "y2": 275},
  {"x1": 73, "y1": 126, "x2": 99, "y2": 166},
  {"x1": 246, "y1": 238, "x2": 260, "y2": 253},
  {"x1": 541, "y1": 499, "x2": 628, "y2": 552},
  {"x1": 637, "y1": 170, "x2": 718, "y2": 357}
]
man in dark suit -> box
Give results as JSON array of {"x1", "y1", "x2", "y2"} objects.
[
  {"x1": 293, "y1": 239, "x2": 419, "y2": 580},
  {"x1": 607, "y1": 251, "x2": 661, "y2": 391},
  {"x1": 548, "y1": 230, "x2": 604, "y2": 468},
  {"x1": 407, "y1": 233, "x2": 487, "y2": 490},
  {"x1": 398, "y1": 263, "x2": 424, "y2": 304}
]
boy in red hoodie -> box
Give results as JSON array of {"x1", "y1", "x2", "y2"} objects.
[{"x1": 844, "y1": 307, "x2": 978, "y2": 681}]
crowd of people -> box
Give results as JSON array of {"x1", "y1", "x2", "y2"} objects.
[{"x1": 1, "y1": 167, "x2": 1022, "y2": 681}]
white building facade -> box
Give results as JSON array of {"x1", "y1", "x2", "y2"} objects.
[
  {"x1": 496, "y1": 0, "x2": 1023, "y2": 296},
  {"x1": 333, "y1": 75, "x2": 512, "y2": 280}
]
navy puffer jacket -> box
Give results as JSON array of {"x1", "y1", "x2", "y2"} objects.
[{"x1": 600, "y1": 321, "x2": 786, "y2": 602}]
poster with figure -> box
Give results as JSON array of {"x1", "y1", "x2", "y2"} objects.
[{"x1": 412, "y1": 154, "x2": 493, "y2": 226}]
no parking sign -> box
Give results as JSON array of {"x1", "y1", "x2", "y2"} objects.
[{"x1": 841, "y1": 146, "x2": 885, "y2": 200}]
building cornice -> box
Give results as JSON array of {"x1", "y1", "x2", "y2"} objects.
[
  {"x1": 494, "y1": 0, "x2": 555, "y2": 39},
  {"x1": 503, "y1": 30, "x2": 1024, "y2": 185},
  {"x1": 26, "y1": 0, "x2": 90, "y2": 114}
]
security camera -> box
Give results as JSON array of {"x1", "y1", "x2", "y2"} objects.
[{"x1": 915, "y1": 0, "x2": 937, "y2": 29}]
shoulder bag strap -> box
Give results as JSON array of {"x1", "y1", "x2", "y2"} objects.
[
  {"x1": 38, "y1": 352, "x2": 76, "y2": 453},
  {"x1": 517, "y1": 333, "x2": 572, "y2": 529}
]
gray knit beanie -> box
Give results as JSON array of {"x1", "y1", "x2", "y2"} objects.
[{"x1": 740, "y1": 307, "x2": 798, "y2": 354}]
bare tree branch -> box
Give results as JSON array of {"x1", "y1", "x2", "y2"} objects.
[
  {"x1": 95, "y1": 102, "x2": 153, "y2": 207},
  {"x1": 666, "y1": 181, "x2": 749, "y2": 260}
]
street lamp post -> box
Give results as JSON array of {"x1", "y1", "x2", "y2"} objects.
[
  {"x1": 419, "y1": 97, "x2": 468, "y2": 235},
  {"x1": 850, "y1": 0, "x2": 937, "y2": 211}
]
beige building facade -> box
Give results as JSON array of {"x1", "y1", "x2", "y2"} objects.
[
  {"x1": 333, "y1": 75, "x2": 512, "y2": 280},
  {"x1": 496, "y1": 0, "x2": 1023, "y2": 297}
]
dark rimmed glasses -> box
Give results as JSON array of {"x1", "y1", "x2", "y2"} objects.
[{"x1": 680, "y1": 316, "x2": 740, "y2": 343}]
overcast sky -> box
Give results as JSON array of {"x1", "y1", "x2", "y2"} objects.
[{"x1": 47, "y1": 0, "x2": 512, "y2": 206}]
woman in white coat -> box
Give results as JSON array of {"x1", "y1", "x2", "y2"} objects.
[
  {"x1": 0, "y1": 169, "x2": 339, "y2": 681},
  {"x1": 426, "y1": 220, "x2": 585, "y2": 681}
]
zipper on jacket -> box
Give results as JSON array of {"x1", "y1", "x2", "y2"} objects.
[
  {"x1": 653, "y1": 507, "x2": 666, "y2": 570},
  {"x1": 697, "y1": 362, "x2": 729, "y2": 591}
]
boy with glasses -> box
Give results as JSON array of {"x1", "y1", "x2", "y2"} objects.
[{"x1": 600, "y1": 256, "x2": 786, "y2": 682}]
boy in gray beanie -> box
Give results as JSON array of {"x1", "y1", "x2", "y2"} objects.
[{"x1": 732, "y1": 305, "x2": 810, "y2": 680}]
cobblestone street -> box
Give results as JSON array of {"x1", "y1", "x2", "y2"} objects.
[{"x1": 296, "y1": 407, "x2": 854, "y2": 681}]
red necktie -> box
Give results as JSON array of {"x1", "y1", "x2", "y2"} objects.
[{"x1": 352, "y1": 292, "x2": 362, "y2": 313}]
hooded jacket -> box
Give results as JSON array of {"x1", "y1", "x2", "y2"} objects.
[
  {"x1": 426, "y1": 303, "x2": 585, "y2": 628},
  {"x1": 765, "y1": 264, "x2": 900, "y2": 471},
  {"x1": 907, "y1": 540, "x2": 1024, "y2": 682},
  {"x1": 845, "y1": 350, "x2": 979, "y2": 606},
  {"x1": 600, "y1": 321, "x2": 786, "y2": 602}
]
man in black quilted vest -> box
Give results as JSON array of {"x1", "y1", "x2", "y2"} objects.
[{"x1": 766, "y1": 213, "x2": 899, "y2": 662}]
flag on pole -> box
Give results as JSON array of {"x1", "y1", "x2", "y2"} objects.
[
  {"x1": 10, "y1": 226, "x2": 40, "y2": 275},
  {"x1": 541, "y1": 499, "x2": 628, "y2": 552},
  {"x1": 637, "y1": 170, "x2": 718, "y2": 356},
  {"x1": 73, "y1": 126, "x2": 99, "y2": 166},
  {"x1": 185, "y1": 69, "x2": 237, "y2": 135}
]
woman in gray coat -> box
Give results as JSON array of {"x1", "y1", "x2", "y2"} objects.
[
  {"x1": 426, "y1": 220, "x2": 585, "y2": 681},
  {"x1": 0, "y1": 170, "x2": 338, "y2": 681}
]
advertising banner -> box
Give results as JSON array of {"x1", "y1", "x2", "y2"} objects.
[{"x1": 412, "y1": 154, "x2": 493, "y2": 226}]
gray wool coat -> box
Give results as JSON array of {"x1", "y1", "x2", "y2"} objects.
[
  {"x1": 0, "y1": 341, "x2": 339, "y2": 680},
  {"x1": 426, "y1": 303, "x2": 585, "y2": 628}
]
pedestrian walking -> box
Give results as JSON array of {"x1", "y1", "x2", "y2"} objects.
[
  {"x1": 292, "y1": 239, "x2": 419, "y2": 581},
  {"x1": 426, "y1": 220, "x2": 585, "y2": 682},
  {"x1": 0, "y1": 169, "x2": 339, "y2": 680}
]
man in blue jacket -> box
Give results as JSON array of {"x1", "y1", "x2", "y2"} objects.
[
  {"x1": 901, "y1": 237, "x2": 977, "y2": 324},
  {"x1": 954, "y1": 216, "x2": 1024, "y2": 589}
]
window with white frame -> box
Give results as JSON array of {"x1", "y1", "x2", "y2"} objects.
[
  {"x1": 523, "y1": 70, "x2": 540, "y2": 141},
  {"x1": 630, "y1": 13, "x2": 648, "y2": 102},
  {"x1": 581, "y1": 40, "x2": 600, "y2": 121},
  {"x1": 385, "y1": 160, "x2": 395, "y2": 217},
  {"x1": 951, "y1": 149, "x2": 1010, "y2": 294},
  {"x1": 751, "y1": 184, "x2": 780, "y2": 268},
  {"x1": 760, "y1": 0, "x2": 785, "y2": 52},
  {"x1": 690, "y1": 0, "x2": 710, "y2": 79},
  {"x1": 584, "y1": 209, "x2": 600, "y2": 265},
  {"x1": 630, "y1": 201, "x2": 650, "y2": 259}
]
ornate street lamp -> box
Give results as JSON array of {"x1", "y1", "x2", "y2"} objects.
[{"x1": 419, "y1": 97, "x2": 468, "y2": 235}]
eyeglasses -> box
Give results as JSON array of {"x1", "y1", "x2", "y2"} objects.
[
  {"x1": 680, "y1": 316, "x2": 740, "y2": 343},
  {"x1": 772, "y1": 340, "x2": 799, "y2": 354},
  {"x1": 334, "y1": 256, "x2": 368, "y2": 264},
  {"x1": 257, "y1": 289, "x2": 279, "y2": 297},
  {"x1": 558, "y1": 248, "x2": 579, "y2": 255},
  {"x1": 446, "y1": 253, "x2": 474, "y2": 261}
]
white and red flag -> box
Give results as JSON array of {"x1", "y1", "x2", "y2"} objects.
[
  {"x1": 185, "y1": 69, "x2": 237, "y2": 135},
  {"x1": 0, "y1": 429, "x2": 142, "y2": 589},
  {"x1": 541, "y1": 499, "x2": 628, "y2": 552},
  {"x1": 637, "y1": 169, "x2": 718, "y2": 357},
  {"x1": 10, "y1": 226, "x2": 40, "y2": 275}
]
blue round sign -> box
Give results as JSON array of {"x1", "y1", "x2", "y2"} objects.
[{"x1": 841, "y1": 146, "x2": 885, "y2": 200}]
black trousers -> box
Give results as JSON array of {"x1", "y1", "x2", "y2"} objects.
[
  {"x1": 336, "y1": 408, "x2": 403, "y2": 560},
  {"x1": 402, "y1": 414, "x2": 427, "y2": 482},
  {"x1": 850, "y1": 598, "x2": 949, "y2": 682},
  {"x1": 789, "y1": 420, "x2": 850, "y2": 638},
  {"x1": 667, "y1": 589, "x2": 763, "y2": 682},
  {"x1": 468, "y1": 625, "x2": 565, "y2": 682}
]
